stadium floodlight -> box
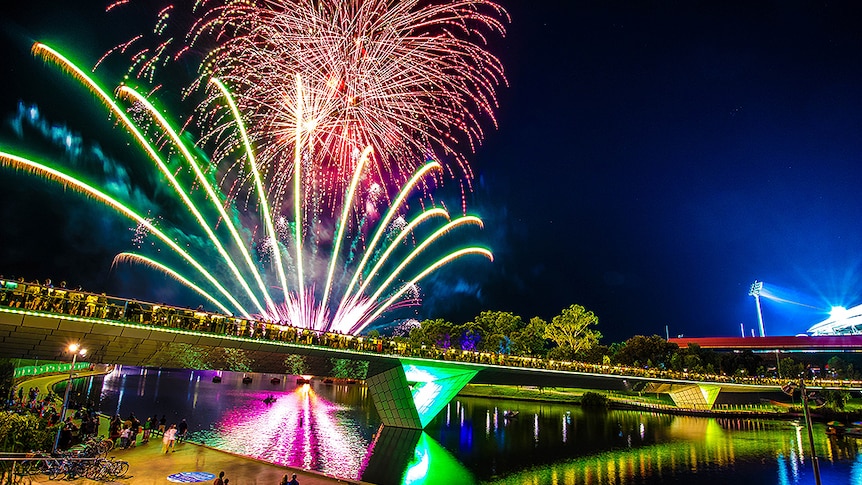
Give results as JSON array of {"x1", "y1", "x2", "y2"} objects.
[
  {"x1": 830, "y1": 306, "x2": 848, "y2": 319},
  {"x1": 749, "y1": 280, "x2": 766, "y2": 337}
]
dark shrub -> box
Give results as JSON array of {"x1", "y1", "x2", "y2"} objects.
[{"x1": 580, "y1": 391, "x2": 609, "y2": 409}]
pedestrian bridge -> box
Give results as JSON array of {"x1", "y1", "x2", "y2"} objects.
[{"x1": 0, "y1": 304, "x2": 790, "y2": 429}]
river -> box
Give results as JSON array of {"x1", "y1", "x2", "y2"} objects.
[{"x1": 66, "y1": 366, "x2": 861, "y2": 484}]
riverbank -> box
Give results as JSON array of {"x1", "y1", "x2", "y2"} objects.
[
  {"x1": 26, "y1": 433, "x2": 369, "y2": 485},
  {"x1": 459, "y1": 383, "x2": 862, "y2": 422}
]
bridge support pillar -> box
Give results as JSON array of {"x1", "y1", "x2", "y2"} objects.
[
  {"x1": 642, "y1": 382, "x2": 721, "y2": 410},
  {"x1": 366, "y1": 360, "x2": 478, "y2": 429},
  {"x1": 666, "y1": 383, "x2": 721, "y2": 410}
]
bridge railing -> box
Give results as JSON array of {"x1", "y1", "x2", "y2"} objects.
[{"x1": 2, "y1": 280, "x2": 861, "y2": 389}]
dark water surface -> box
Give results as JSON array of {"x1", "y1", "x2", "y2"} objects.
[{"x1": 70, "y1": 366, "x2": 861, "y2": 484}]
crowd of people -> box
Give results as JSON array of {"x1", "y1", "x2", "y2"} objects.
[
  {"x1": 7, "y1": 384, "x2": 102, "y2": 450},
  {"x1": 8, "y1": 377, "x2": 191, "y2": 454},
  {"x1": 8, "y1": 383, "x2": 297, "y2": 483},
  {"x1": 3, "y1": 276, "x2": 862, "y2": 390},
  {"x1": 22, "y1": 379, "x2": 270, "y2": 477},
  {"x1": 105, "y1": 413, "x2": 191, "y2": 453}
]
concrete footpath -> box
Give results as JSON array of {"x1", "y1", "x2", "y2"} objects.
[
  {"x1": 30, "y1": 436, "x2": 367, "y2": 485},
  {"x1": 19, "y1": 371, "x2": 373, "y2": 485}
]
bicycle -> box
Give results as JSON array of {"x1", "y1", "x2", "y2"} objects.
[{"x1": 87, "y1": 457, "x2": 129, "y2": 481}]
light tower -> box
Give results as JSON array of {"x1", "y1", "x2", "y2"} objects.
[{"x1": 749, "y1": 280, "x2": 766, "y2": 337}]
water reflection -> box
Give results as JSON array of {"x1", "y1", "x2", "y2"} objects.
[
  {"x1": 362, "y1": 428, "x2": 475, "y2": 485},
  {"x1": 88, "y1": 368, "x2": 862, "y2": 485},
  {"x1": 424, "y1": 397, "x2": 862, "y2": 485},
  {"x1": 187, "y1": 378, "x2": 373, "y2": 479}
]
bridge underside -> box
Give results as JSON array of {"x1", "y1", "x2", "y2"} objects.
[
  {"x1": 0, "y1": 309, "x2": 476, "y2": 429},
  {"x1": 0, "y1": 308, "x2": 400, "y2": 377}
]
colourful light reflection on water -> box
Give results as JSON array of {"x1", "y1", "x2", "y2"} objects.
[
  {"x1": 425, "y1": 397, "x2": 862, "y2": 485},
  {"x1": 92, "y1": 368, "x2": 862, "y2": 485},
  {"x1": 97, "y1": 366, "x2": 376, "y2": 479},
  {"x1": 193, "y1": 382, "x2": 369, "y2": 478},
  {"x1": 405, "y1": 433, "x2": 474, "y2": 485}
]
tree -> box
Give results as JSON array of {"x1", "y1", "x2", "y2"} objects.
[
  {"x1": 456, "y1": 322, "x2": 485, "y2": 351},
  {"x1": 329, "y1": 359, "x2": 369, "y2": 379},
  {"x1": 822, "y1": 389, "x2": 850, "y2": 410},
  {"x1": 580, "y1": 391, "x2": 609, "y2": 409},
  {"x1": 0, "y1": 359, "x2": 13, "y2": 402},
  {"x1": 471, "y1": 311, "x2": 524, "y2": 353},
  {"x1": 778, "y1": 357, "x2": 804, "y2": 379},
  {"x1": 719, "y1": 350, "x2": 763, "y2": 377},
  {"x1": 409, "y1": 318, "x2": 455, "y2": 349},
  {"x1": 826, "y1": 355, "x2": 860, "y2": 379},
  {"x1": 543, "y1": 304, "x2": 602, "y2": 354},
  {"x1": 511, "y1": 317, "x2": 547, "y2": 357},
  {"x1": 223, "y1": 348, "x2": 254, "y2": 372},
  {"x1": 284, "y1": 355, "x2": 307, "y2": 375},
  {"x1": 613, "y1": 335, "x2": 677, "y2": 368},
  {"x1": 472, "y1": 311, "x2": 523, "y2": 336},
  {"x1": 0, "y1": 413, "x2": 54, "y2": 452},
  {"x1": 678, "y1": 343, "x2": 720, "y2": 373},
  {"x1": 576, "y1": 344, "x2": 609, "y2": 364}
]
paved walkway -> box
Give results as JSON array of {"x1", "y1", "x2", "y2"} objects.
[
  {"x1": 29, "y1": 437, "x2": 366, "y2": 485},
  {"x1": 17, "y1": 371, "x2": 373, "y2": 485}
]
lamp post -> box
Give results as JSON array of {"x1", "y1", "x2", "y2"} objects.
[
  {"x1": 52, "y1": 343, "x2": 86, "y2": 453},
  {"x1": 781, "y1": 378, "x2": 822, "y2": 485}
]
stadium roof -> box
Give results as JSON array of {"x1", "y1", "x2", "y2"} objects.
[{"x1": 807, "y1": 304, "x2": 862, "y2": 336}]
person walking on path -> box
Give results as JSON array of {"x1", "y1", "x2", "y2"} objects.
[
  {"x1": 119, "y1": 425, "x2": 131, "y2": 449},
  {"x1": 177, "y1": 418, "x2": 188, "y2": 442},
  {"x1": 162, "y1": 424, "x2": 177, "y2": 453},
  {"x1": 129, "y1": 414, "x2": 140, "y2": 447},
  {"x1": 213, "y1": 471, "x2": 225, "y2": 485},
  {"x1": 142, "y1": 416, "x2": 153, "y2": 443}
]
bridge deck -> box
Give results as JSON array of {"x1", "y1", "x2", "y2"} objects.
[{"x1": 0, "y1": 305, "x2": 806, "y2": 394}]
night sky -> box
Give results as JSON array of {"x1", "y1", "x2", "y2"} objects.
[{"x1": 2, "y1": 1, "x2": 862, "y2": 343}]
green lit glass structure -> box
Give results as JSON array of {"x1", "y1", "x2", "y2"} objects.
[{"x1": 366, "y1": 359, "x2": 478, "y2": 429}]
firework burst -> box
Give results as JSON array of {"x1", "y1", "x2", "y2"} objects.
[
  {"x1": 106, "y1": 0, "x2": 509, "y2": 216},
  {"x1": 0, "y1": 43, "x2": 493, "y2": 334}
]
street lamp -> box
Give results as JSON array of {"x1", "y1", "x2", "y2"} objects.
[
  {"x1": 781, "y1": 379, "x2": 822, "y2": 485},
  {"x1": 749, "y1": 280, "x2": 766, "y2": 337},
  {"x1": 52, "y1": 343, "x2": 86, "y2": 453}
]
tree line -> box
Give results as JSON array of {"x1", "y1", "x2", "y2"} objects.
[{"x1": 400, "y1": 305, "x2": 862, "y2": 381}]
